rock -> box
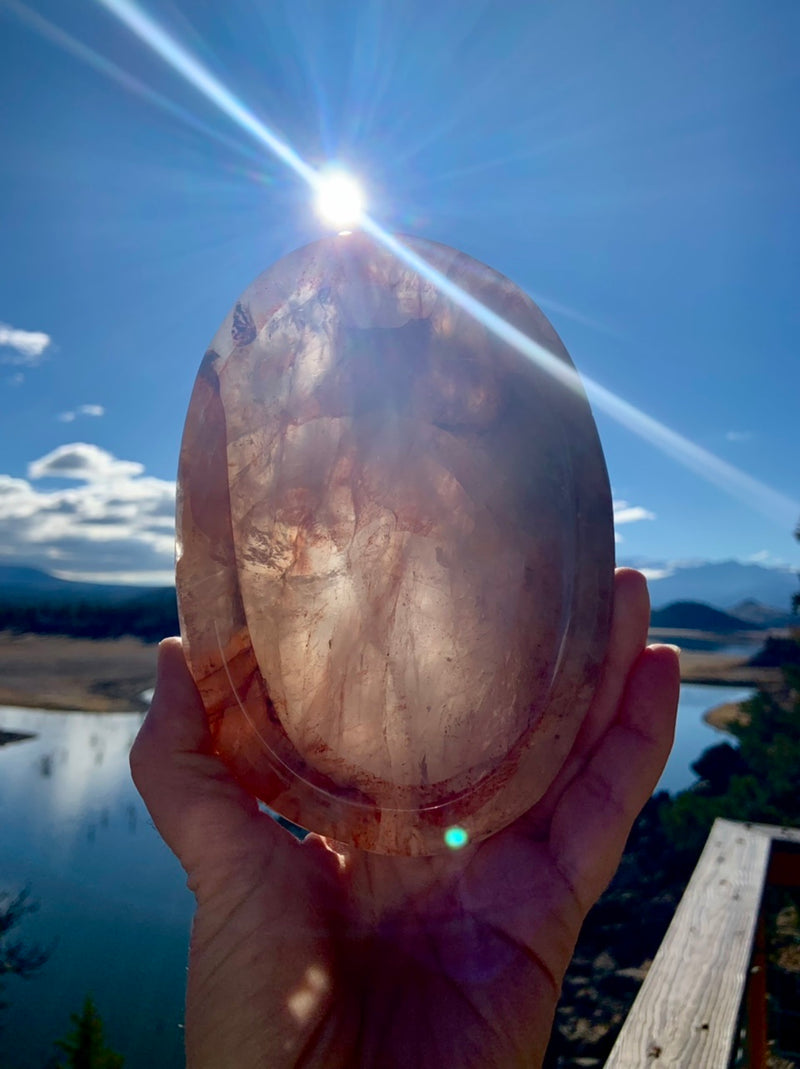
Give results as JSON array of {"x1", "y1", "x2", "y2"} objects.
[
  {"x1": 176, "y1": 234, "x2": 613, "y2": 854},
  {"x1": 592, "y1": 951, "x2": 617, "y2": 973}
]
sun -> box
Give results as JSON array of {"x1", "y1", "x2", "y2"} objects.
[{"x1": 314, "y1": 169, "x2": 365, "y2": 229}]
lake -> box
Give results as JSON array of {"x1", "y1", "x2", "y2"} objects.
[
  {"x1": 0, "y1": 682, "x2": 750, "y2": 1068},
  {"x1": 0, "y1": 708, "x2": 191, "y2": 1069}
]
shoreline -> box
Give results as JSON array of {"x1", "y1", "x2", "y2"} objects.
[
  {"x1": 649, "y1": 634, "x2": 780, "y2": 689},
  {"x1": 0, "y1": 631, "x2": 158, "y2": 713},
  {"x1": 704, "y1": 700, "x2": 750, "y2": 733},
  {"x1": 0, "y1": 628, "x2": 780, "y2": 716}
]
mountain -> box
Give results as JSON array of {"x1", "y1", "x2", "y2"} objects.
[
  {"x1": 624, "y1": 560, "x2": 799, "y2": 613},
  {"x1": 0, "y1": 566, "x2": 178, "y2": 641},
  {"x1": 0, "y1": 565, "x2": 78, "y2": 593},
  {"x1": 0, "y1": 565, "x2": 155, "y2": 605},
  {"x1": 649, "y1": 601, "x2": 757, "y2": 632},
  {"x1": 729, "y1": 599, "x2": 798, "y2": 629}
]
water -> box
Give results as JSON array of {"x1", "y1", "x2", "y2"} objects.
[
  {"x1": 658, "y1": 683, "x2": 752, "y2": 794},
  {"x1": 0, "y1": 708, "x2": 192, "y2": 1069},
  {"x1": 0, "y1": 682, "x2": 750, "y2": 1067}
]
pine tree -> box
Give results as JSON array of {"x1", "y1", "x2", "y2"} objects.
[{"x1": 52, "y1": 996, "x2": 124, "y2": 1069}]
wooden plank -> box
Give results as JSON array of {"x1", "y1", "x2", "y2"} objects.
[
  {"x1": 744, "y1": 822, "x2": 800, "y2": 846},
  {"x1": 605, "y1": 819, "x2": 771, "y2": 1068}
]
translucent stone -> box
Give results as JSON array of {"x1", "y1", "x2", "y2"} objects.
[{"x1": 176, "y1": 235, "x2": 613, "y2": 855}]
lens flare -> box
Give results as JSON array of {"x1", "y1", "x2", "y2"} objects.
[
  {"x1": 5, "y1": 0, "x2": 258, "y2": 164},
  {"x1": 95, "y1": 0, "x2": 315, "y2": 184},
  {"x1": 92, "y1": 0, "x2": 800, "y2": 530},
  {"x1": 444, "y1": 826, "x2": 470, "y2": 850}
]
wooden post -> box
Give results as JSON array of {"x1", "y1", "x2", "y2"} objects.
[
  {"x1": 605, "y1": 821, "x2": 800, "y2": 1068},
  {"x1": 745, "y1": 909, "x2": 768, "y2": 1069}
]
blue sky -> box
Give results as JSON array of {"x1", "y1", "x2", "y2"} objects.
[{"x1": 1, "y1": 0, "x2": 798, "y2": 584}]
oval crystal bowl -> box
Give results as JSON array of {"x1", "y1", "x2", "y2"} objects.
[{"x1": 176, "y1": 234, "x2": 613, "y2": 855}]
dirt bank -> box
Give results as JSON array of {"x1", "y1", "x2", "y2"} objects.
[{"x1": 0, "y1": 631, "x2": 158, "y2": 712}]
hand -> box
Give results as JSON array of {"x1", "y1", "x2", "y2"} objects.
[{"x1": 131, "y1": 568, "x2": 679, "y2": 1068}]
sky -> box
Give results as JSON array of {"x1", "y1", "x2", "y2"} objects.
[{"x1": 1, "y1": 0, "x2": 798, "y2": 585}]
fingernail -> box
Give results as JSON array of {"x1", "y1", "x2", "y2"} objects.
[{"x1": 650, "y1": 642, "x2": 681, "y2": 655}]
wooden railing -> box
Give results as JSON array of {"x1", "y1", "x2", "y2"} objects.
[{"x1": 605, "y1": 818, "x2": 800, "y2": 1068}]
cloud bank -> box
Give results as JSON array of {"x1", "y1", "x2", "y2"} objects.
[
  {"x1": 1, "y1": 444, "x2": 176, "y2": 584},
  {"x1": 2, "y1": 448, "x2": 659, "y2": 585}
]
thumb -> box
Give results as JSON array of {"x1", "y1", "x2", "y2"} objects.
[{"x1": 130, "y1": 637, "x2": 268, "y2": 883}]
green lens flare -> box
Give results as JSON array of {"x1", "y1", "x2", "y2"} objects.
[{"x1": 444, "y1": 826, "x2": 469, "y2": 850}]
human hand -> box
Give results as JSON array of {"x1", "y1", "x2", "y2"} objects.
[{"x1": 131, "y1": 568, "x2": 679, "y2": 1068}]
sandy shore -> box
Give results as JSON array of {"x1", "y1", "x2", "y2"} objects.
[
  {"x1": 647, "y1": 628, "x2": 780, "y2": 687},
  {"x1": 669, "y1": 648, "x2": 778, "y2": 687},
  {"x1": 704, "y1": 700, "x2": 750, "y2": 732},
  {"x1": 0, "y1": 631, "x2": 159, "y2": 712}
]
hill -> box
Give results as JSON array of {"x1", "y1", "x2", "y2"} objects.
[
  {"x1": 649, "y1": 600, "x2": 757, "y2": 632},
  {"x1": 0, "y1": 567, "x2": 178, "y2": 643},
  {"x1": 0, "y1": 565, "x2": 154, "y2": 605},
  {"x1": 729, "y1": 598, "x2": 798, "y2": 628}
]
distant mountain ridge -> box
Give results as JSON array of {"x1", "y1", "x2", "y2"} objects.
[
  {"x1": 0, "y1": 566, "x2": 178, "y2": 642},
  {"x1": 0, "y1": 565, "x2": 157, "y2": 605},
  {"x1": 729, "y1": 599, "x2": 797, "y2": 628},
  {"x1": 621, "y1": 559, "x2": 798, "y2": 612},
  {"x1": 0, "y1": 563, "x2": 796, "y2": 642}
]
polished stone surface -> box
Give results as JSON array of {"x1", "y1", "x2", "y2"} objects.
[{"x1": 176, "y1": 235, "x2": 613, "y2": 854}]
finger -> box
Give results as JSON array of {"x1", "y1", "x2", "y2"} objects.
[
  {"x1": 574, "y1": 568, "x2": 652, "y2": 755},
  {"x1": 130, "y1": 638, "x2": 269, "y2": 880},
  {"x1": 522, "y1": 567, "x2": 651, "y2": 836},
  {"x1": 547, "y1": 643, "x2": 680, "y2": 914}
]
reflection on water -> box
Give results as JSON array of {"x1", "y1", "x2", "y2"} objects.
[
  {"x1": 0, "y1": 707, "x2": 192, "y2": 1069},
  {"x1": 0, "y1": 683, "x2": 751, "y2": 1066}
]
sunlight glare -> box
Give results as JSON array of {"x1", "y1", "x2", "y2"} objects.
[
  {"x1": 314, "y1": 170, "x2": 365, "y2": 229},
  {"x1": 95, "y1": 0, "x2": 800, "y2": 530}
]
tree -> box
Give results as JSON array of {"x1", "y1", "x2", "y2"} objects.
[
  {"x1": 663, "y1": 654, "x2": 800, "y2": 860},
  {"x1": 52, "y1": 995, "x2": 124, "y2": 1069}
]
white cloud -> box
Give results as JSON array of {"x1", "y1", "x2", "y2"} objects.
[
  {"x1": 725, "y1": 430, "x2": 752, "y2": 443},
  {"x1": 1, "y1": 445, "x2": 176, "y2": 584},
  {"x1": 28, "y1": 443, "x2": 144, "y2": 482},
  {"x1": 612, "y1": 499, "x2": 655, "y2": 543},
  {"x1": 58, "y1": 403, "x2": 105, "y2": 423},
  {"x1": 613, "y1": 500, "x2": 656, "y2": 525},
  {"x1": 746, "y1": 549, "x2": 792, "y2": 568},
  {"x1": 0, "y1": 322, "x2": 53, "y2": 365},
  {"x1": 638, "y1": 567, "x2": 673, "y2": 581}
]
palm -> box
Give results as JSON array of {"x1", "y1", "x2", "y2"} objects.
[
  {"x1": 132, "y1": 569, "x2": 678, "y2": 1068},
  {"x1": 332, "y1": 833, "x2": 583, "y2": 1066}
]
